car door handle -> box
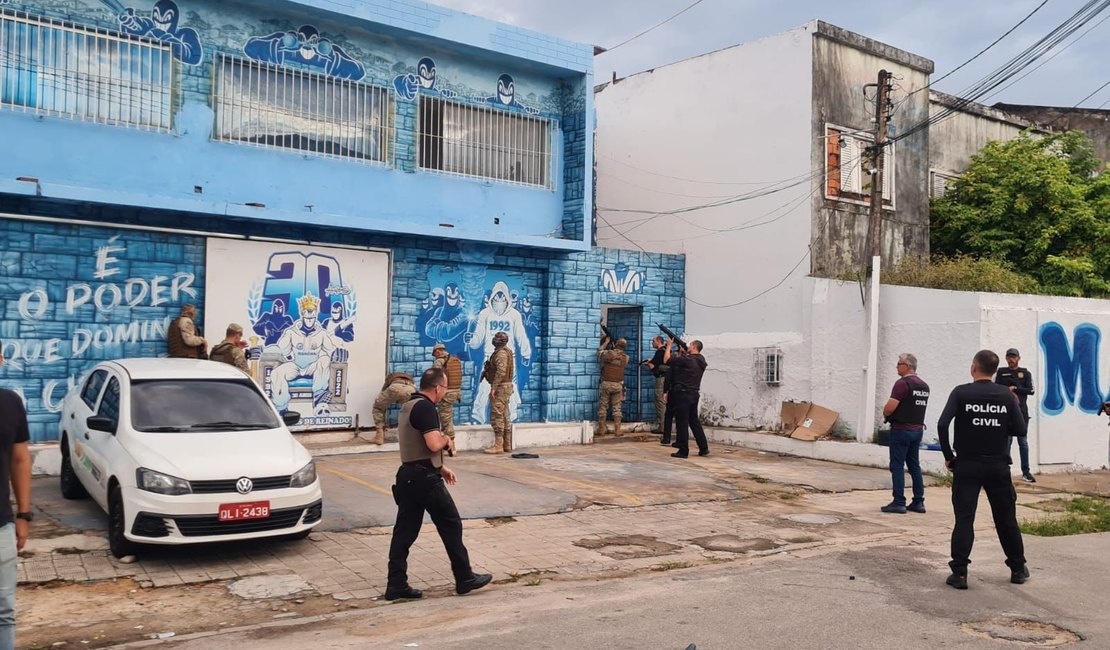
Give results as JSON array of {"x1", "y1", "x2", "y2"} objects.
[{"x1": 84, "y1": 433, "x2": 90, "y2": 440}]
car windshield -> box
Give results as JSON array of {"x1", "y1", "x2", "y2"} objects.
[{"x1": 130, "y1": 379, "x2": 281, "y2": 432}]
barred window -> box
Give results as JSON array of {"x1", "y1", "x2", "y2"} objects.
[
  {"x1": 0, "y1": 10, "x2": 173, "y2": 129},
  {"x1": 418, "y1": 96, "x2": 553, "y2": 189},
  {"x1": 214, "y1": 54, "x2": 393, "y2": 165}
]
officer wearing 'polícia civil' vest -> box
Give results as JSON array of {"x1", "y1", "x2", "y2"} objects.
[
  {"x1": 880, "y1": 353, "x2": 930, "y2": 514},
  {"x1": 937, "y1": 349, "x2": 1029, "y2": 590}
]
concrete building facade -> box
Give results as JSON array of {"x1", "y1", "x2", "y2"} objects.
[
  {"x1": 0, "y1": 0, "x2": 685, "y2": 442},
  {"x1": 596, "y1": 20, "x2": 1109, "y2": 470}
]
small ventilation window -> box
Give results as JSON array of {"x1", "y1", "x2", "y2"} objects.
[{"x1": 755, "y1": 347, "x2": 783, "y2": 385}]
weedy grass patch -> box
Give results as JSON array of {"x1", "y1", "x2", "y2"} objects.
[{"x1": 1020, "y1": 497, "x2": 1110, "y2": 536}]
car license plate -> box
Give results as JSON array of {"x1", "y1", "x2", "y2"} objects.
[{"x1": 218, "y1": 501, "x2": 270, "y2": 522}]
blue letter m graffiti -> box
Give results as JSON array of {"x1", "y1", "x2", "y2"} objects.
[{"x1": 1039, "y1": 322, "x2": 1104, "y2": 415}]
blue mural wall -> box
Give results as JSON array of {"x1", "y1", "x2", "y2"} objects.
[
  {"x1": 0, "y1": 0, "x2": 593, "y2": 249},
  {"x1": 415, "y1": 265, "x2": 542, "y2": 424},
  {"x1": 0, "y1": 218, "x2": 205, "y2": 442},
  {"x1": 0, "y1": 211, "x2": 684, "y2": 442}
]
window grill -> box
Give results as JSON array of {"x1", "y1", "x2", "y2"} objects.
[
  {"x1": 214, "y1": 53, "x2": 393, "y2": 165},
  {"x1": 0, "y1": 10, "x2": 173, "y2": 129},
  {"x1": 755, "y1": 347, "x2": 783, "y2": 385},
  {"x1": 418, "y1": 96, "x2": 553, "y2": 189}
]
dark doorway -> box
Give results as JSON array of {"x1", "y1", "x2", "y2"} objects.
[{"x1": 603, "y1": 305, "x2": 643, "y2": 423}]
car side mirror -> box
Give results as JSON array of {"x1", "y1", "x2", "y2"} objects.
[
  {"x1": 282, "y1": 411, "x2": 302, "y2": 427},
  {"x1": 87, "y1": 415, "x2": 116, "y2": 434}
]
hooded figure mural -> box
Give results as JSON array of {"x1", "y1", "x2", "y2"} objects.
[
  {"x1": 117, "y1": 0, "x2": 203, "y2": 65},
  {"x1": 466, "y1": 280, "x2": 531, "y2": 423}
]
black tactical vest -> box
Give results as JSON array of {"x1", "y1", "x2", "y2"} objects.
[
  {"x1": 890, "y1": 375, "x2": 930, "y2": 426},
  {"x1": 953, "y1": 382, "x2": 1020, "y2": 460}
]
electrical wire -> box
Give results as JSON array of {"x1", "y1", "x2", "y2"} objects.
[
  {"x1": 601, "y1": 168, "x2": 827, "y2": 237},
  {"x1": 601, "y1": 0, "x2": 708, "y2": 54},
  {"x1": 598, "y1": 170, "x2": 745, "y2": 200},
  {"x1": 638, "y1": 183, "x2": 826, "y2": 242},
  {"x1": 597, "y1": 143, "x2": 860, "y2": 237},
  {"x1": 980, "y1": 10, "x2": 1110, "y2": 104},
  {"x1": 595, "y1": 210, "x2": 658, "y2": 264},
  {"x1": 885, "y1": 0, "x2": 1110, "y2": 148},
  {"x1": 1072, "y1": 79, "x2": 1110, "y2": 107},
  {"x1": 595, "y1": 127, "x2": 876, "y2": 187},
  {"x1": 595, "y1": 158, "x2": 858, "y2": 310},
  {"x1": 906, "y1": 0, "x2": 1052, "y2": 99},
  {"x1": 684, "y1": 203, "x2": 835, "y2": 310},
  {"x1": 598, "y1": 168, "x2": 822, "y2": 217}
]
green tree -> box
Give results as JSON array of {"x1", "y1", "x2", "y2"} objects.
[{"x1": 931, "y1": 131, "x2": 1108, "y2": 297}]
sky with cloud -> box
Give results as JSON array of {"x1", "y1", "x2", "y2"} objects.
[{"x1": 429, "y1": 0, "x2": 1110, "y2": 109}]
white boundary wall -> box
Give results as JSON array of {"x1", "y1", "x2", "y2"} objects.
[{"x1": 692, "y1": 280, "x2": 1110, "y2": 473}]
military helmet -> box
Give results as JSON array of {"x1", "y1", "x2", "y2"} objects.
[
  {"x1": 493, "y1": 332, "x2": 509, "y2": 347},
  {"x1": 615, "y1": 338, "x2": 627, "y2": 350}
]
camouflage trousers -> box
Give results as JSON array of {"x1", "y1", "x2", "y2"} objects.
[
  {"x1": 372, "y1": 383, "x2": 416, "y2": 427},
  {"x1": 654, "y1": 376, "x2": 666, "y2": 431},
  {"x1": 437, "y1": 389, "x2": 461, "y2": 438},
  {"x1": 597, "y1": 380, "x2": 624, "y2": 425},
  {"x1": 490, "y1": 383, "x2": 513, "y2": 437}
]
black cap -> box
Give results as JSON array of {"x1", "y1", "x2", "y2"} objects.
[{"x1": 1006, "y1": 348, "x2": 1020, "y2": 357}]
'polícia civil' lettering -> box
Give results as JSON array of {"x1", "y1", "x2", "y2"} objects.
[{"x1": 964, "y1": 403, "x2": 1007, "y2": 414}]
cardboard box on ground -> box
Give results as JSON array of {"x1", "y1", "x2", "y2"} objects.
[{"x1": 780, "y1": 401, "x2": 840, "y2": 441}]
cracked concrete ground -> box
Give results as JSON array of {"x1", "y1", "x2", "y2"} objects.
[{"x1": 16, "y1": 440, "x2": 1108, "y2": 648}]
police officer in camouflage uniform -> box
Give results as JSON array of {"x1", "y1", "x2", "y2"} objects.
[
  {"x1": 167, "y1": 303, "x2": 207, "y2": 359},
  {"x1": 597, "y1": 336, "x2": 629, "y2": 436},
  {"x1": 209, "y1": 323, "x2": 249, "y2": 374},
  {"x1": 372, "y1": 372, "x2": 417, "y2": 445},
  {"x1": 483, "y1": 332, "x2": 514, "y2": 454},
  {"x1": 431, "y1": 343, "x2": 463, "y2": 439}
]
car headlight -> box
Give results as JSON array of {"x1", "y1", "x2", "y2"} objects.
[
  {"x1": 290, "y1": 461, "x2": 317, "y2": 488},
  {"x1": 136, "y1": 468, "x2": 192, "y2": 495}
]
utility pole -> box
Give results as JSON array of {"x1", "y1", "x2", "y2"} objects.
[
  {"x1": 868, "y1": 69, "x2": 893, "y2": 261},
  {"x1": 858, "y1": 68, "x2": 893, "y2": 444}
]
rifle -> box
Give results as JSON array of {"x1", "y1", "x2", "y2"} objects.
[
  {"x1": 600, "y1": 323, "x2": 615, "y2": 348},
  {"x1": 658, "y1": 324, "x2": 688, "y2": 351}
]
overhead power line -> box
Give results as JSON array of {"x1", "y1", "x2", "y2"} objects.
[
  {"x1": 885, "y1": 0, "x2": 1110, "y2": 147},
  {"x1": 981, "y1": 10, "x2": 1110, "y2": 103},
  {"x1": 600, "y1": 0, "x2": 708, "y2": 54},
  {"x1": 918, "y1": 0, "x2": 1052, "y2": 94},
  {"x1": 684, "y1": 197, "x2": 836, "y2": 310},
  {"x1": 1073, "y1": 79, "x2": 1110, "y2": 107}
]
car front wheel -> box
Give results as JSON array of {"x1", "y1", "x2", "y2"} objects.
[
  {"x1": 59, "y1": 439, "x2": 88, "y2": 500},
  {"x1": 108, "y1": 484, "x2": 137, "y2": 559}
]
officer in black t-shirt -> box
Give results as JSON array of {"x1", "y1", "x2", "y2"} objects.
[
  {"x1": 663, "y1": 338, "x2": 709, "y2": 458},
  {"x1": 0, "y1": 343, "x2": 32, "y2": 648},
  {"x1": 645, "y1": 336, "x2": 669, "y2": 435},
  {"x1": 880, "y1": 353, "x2": 930, "y2": 514},
  {"x1": 937, "y1": 349, "x2": 1029, "y2": 590},
  {"x1": 385, "y1": 368, "x2": 491, "y2": 601},
  {"x1": 995, "y1": 348, "x2": 1035, "y2": 483}
]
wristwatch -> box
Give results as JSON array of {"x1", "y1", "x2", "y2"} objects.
[{"x1": 15, "y1": 512, "x2": 32, "y2": 522}]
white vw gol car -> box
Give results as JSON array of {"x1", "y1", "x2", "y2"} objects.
[{"x1": 58, "y1": 358, "x2": 322, "y2": 558}]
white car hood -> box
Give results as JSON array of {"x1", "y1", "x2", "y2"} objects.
[{"x1": 126, "y1": 429, "x2": 312, "y2": 481}]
